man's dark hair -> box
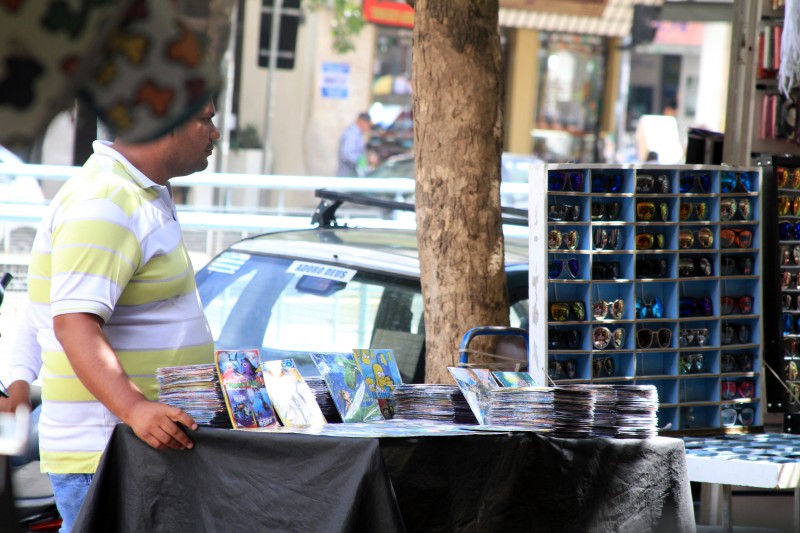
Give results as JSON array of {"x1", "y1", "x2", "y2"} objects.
[{"x1": 357, "y1": 112, "x2": 371, "y2": 123}]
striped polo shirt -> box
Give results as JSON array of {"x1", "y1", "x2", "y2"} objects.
[{"x1": 28, "y1": 141, "x2": 214, "y2": 474}]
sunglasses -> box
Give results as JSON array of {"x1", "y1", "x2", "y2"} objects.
[
  {"x1": 592, "y1": 261, "x2": 620, "y2": 280},
  {"x1": 778, "y1": 195, "x2": 800, "y2": 217},
  {"x1": 721, "y1": 380, "x2": 756, "y2": 400},
  {"x1": 548, "y1": 328, "x2": 581, "y2": 350},
  {"x1": 592, "y1": 172, "x2": 624, "y2": 193},
  {"x1": 777, "y1": 166, "x2": 800, "y2": 189},
  {"x1": 721, "y1": 295, "x2": 754, "y2": 315},
  {"x1": 787, "y1": 361, "x2": 799, "y2": 381},
  {"x1": 787, "y1": 337, "x2": 800, "y2": 357},
  {"x1": 721, "y1": 323, "x2": 752, "y2": 346},
  {"x1": 678, "y1": 228, "x2": 714, "y2": 249},
  {"x1": 548, "y1": 203, "x2": 581, "y2": 221},
  {"x1": 719, "y1": 198, "x2": 752, "y2": 222},
  {"x1": 636, "y1": 173, "x2": 670, "y2": 194},
  {"x1": 720, "y1": 404, "x2": 756, "y2": 427},
  {"x1": 636, "y1": 201, "x2": 669, "y2": 222},
  {"x1": 549, "y1": 358, "x2": 578, "y2": 380},
  {"x1": 593, "y1": 228, "x2": 624, "y2": 250},
  {"x1": 635, "y1": 296, "x2": 663, "y2": 319},
  {"x1": 636, "y1": 232, "x2": 666, "y2": 250},
  {"x1": 782, "y1": 271, "x2": 800, "y2": 291},
  {"x1": 678, "y1": 202, "x2": 708, "y2": 222},
  {"x1": 679, "y1": 173, "x2": 711, "y2": 194},
  {"x1": 636, "y1": 258, "x2": 668, "y2": 278},
  {"x1": 679, "y1": 328, "x2": 709, "y2": 347},
  {"x1": 721, "y1": 256, "x2": 754, "y2": 276},
  {"x1": 679, "y1": 353, "x2": 704, "y2": 375},
  {"x1": 592, "y1": 357, "x2": 616, "y2": 378},
  {"x1": 781, "y1": 245, "x2": 800, "y2": 266},
  {"x1": 636, "y1": 327, "x2": 672, "y2": 349},
  {"x1": 783, "y1": 313, "x2": 800, "y2": 335},
  {"x1": 591, "y1": 201, "x2": 621, "y2": 221},
  {"x1": 719, "y1": 228, "x2": 753, "y2": 249},
  {"x1": 548, "y1": 229, "x2": 580, "y2": 250},
  {"x1": 550, "y1": 301, "x2": 586, "y2": 322},
  {"x1": 549, "y1": 258, "x2": 580, "y2": 279},
  {"x1": 678, "y1": 256, "x2": 712, "y2": 277},
  {"x1": 720, "y1": 171, "x2": 753, "y2": 193},
  {"x1": 592, "y1": 299, "x2": 625, "y2": 320},
  {"x1": 782, "y1": 294, "x2": 800, "y2": 311},
  {"x1": 549, "y1": 171, "x2": 584, "y2": 192},
  {"x1": 592, "y1": 327, "x2": 625, "y2": 350},
  {"x1": 679, "y1": 296, "x2": 713, "y2": 318},
  {"x1": 721, "y1": 352, "x2": 754, "y2": 373},
  {"x1": 779, "y1": 221, "x2": 800, "y2": 241}
]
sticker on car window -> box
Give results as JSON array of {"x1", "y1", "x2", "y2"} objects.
[
  {"x1": 207, "y1": 252, "x2": 250, "y2": 274},
  {"x1": 287, "y1": 261, "x2": 357, "y2": 282}
]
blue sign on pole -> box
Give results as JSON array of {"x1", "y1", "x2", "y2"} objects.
[{"x1": 321, "y1": 62, "x2": 350, "y2": 99}]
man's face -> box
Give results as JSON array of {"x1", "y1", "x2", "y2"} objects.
[{"x1": 169, "y1": 100, "x2": 220, "y2": 177}]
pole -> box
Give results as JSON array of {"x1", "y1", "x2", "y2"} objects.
[
  {"x1": 217, "y1": 0, "x2": 239, "y2": 175},
  {"x1": 262, "y1": 0, "x2": 283, "y2": 174}
]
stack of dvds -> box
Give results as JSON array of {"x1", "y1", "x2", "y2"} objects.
[
  {"x1": 552, "y1": 386, "x2": 596, "y2": 438},
  {"x1": 560, "y1": 384, "x2": 616, "y2": 437},
  {"x1": 485, "y1": 387, "x2": 554, "y2": 431},
  {"x1": 157, "y1": 364, "x2": 230, "y2": 428},
  {"x1": 305, "y1": 376, "x2": 342, "y2": 423},
  {"x1": 612, "y1": 385, "x2": 659, "y2": 438},
  {"x1": 392, "y1": 384, "x2": 478, "y2": 424}
]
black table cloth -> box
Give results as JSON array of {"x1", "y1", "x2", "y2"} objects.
[{"x1": 73, "y1": 425, "x2": 695, "y2": 533}]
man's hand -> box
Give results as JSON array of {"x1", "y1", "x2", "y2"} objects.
[
  {"x1": 0, "y1": 380, "x2": 31, "y2": 413},
  {"x1": 54, "y1": 313, "x2": 199, "y2": 452},
  {"x1": 124, "y1": 399, "x2": 198, "y2": 451}
]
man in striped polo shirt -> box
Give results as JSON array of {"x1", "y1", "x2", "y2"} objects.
[{"x1": 26, "y1": 99, "x2": 220, "y2": 532}]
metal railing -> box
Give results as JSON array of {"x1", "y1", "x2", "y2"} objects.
[{"x1": 0, "y1": 162, "x2": 529, "y2": 272}]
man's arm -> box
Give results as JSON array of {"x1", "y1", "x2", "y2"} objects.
[
  {"x1": 53, "y1": 312, "x2": 198, "y2": 451},
  {"x1": 0, "y1": 314, "x2": 41, "y2": 413}
]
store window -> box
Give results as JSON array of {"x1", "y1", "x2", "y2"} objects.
[
  {"x1": 533, "y1": 33, "x2": 606, "y2": 163},
  {"x1": 369, "y1": 26, "x2": 413, "y2": 163}
]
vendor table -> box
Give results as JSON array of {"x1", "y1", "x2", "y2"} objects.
[
  {"x1": 73, "y1": 425, "x2": 695, "y2": 533},
  {"x1": 683, "y1": 433, "x2": 800, "y2": 532}
]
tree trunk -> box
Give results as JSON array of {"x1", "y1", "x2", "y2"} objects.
[{"x1": 412, "y1": 0, "x2": 509, "y2": 383}]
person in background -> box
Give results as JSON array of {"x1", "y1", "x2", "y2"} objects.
[
  {"x1": 25, "y1": 99, "x2": 220, "y2": 533},
  {"x1": 0, "y1": 318, "x2": 42, "y2": 467},
  {"x1": 337, "y1": 112, "x2": 372, "y2": 177}
]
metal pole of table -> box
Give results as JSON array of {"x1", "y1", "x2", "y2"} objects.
[
  {"x1": 795, "y1": 487, "x2": 800, "y2": 533},
  {"x1": 721, "y1": 484, "x2": 732, "y2": 533}
]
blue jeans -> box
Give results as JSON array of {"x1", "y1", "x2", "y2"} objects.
[{"x1": 48, "y1": 473, "x2": 94, "y2": 533}]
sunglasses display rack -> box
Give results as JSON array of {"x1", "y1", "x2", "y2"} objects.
[
  {"x1": 540, "y1": 163, "x2": 762, "y2": 435},
  {"x1": 773, "y1": 159, "x2": 800, "y2": 420}
]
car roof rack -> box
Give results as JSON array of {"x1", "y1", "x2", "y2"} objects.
[{"x1": 312, "y1": 189, "x2": 528, "y2": 228}]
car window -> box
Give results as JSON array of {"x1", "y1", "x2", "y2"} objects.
[
  {"x1": 197, "y1": 249, "x2": 530, "y2": 383},
  {"x1": 501, "y1": 156, "x2": 531, "y2": 184},
  {"x1": 367, "y1": 157, "x2": 414, "y2": 178},
  {"x1": 197, "y1": 252, "x2": 426, "y2": 382}
]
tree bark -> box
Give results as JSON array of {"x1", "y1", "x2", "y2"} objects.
[{"x1": 412, "y1": 0, "x2": 509, "y2": 383}]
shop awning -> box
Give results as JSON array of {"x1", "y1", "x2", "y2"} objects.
[{"x1": 499, "y1": 0, "x2": 665, "y2": 37}]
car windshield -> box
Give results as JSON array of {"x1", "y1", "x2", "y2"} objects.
[{"x1": 197, "y1": 250, "x2": 529, "y2": 383}]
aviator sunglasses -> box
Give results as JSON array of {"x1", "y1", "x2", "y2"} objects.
[
  {"x1": 549, "y1": 258, "x2": 580, "y2": 279},
  {"x1": 679, "y1": 173, "x2": 711, "y2": 194},
  {"x1": 777, "y1": 166, "x2": 800, "y2": 189},
  {"x1": 720, "y1": 171, "x2": 752, "y2": 193},
  {"x1": 549, "y1": 171, "x2": 584, "y2": 192}
]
